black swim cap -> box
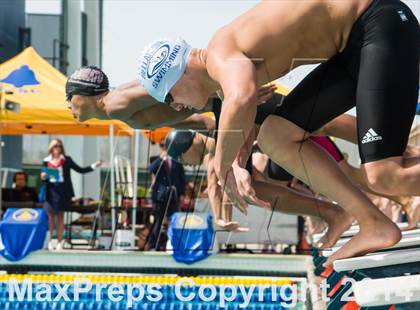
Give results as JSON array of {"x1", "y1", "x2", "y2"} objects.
[
  {"x1": 66, "y1": 66, "x2": 109, "y2": 101},
  {"x1": 165, "y1": 129, "x2": 196, "y2": 161}
]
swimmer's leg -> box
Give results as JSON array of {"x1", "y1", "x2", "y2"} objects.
[
  {"x1": 253, "y1": 180, "x2": 353, "y2": 248},
  {"x1": 258, "y1": 116, "x2": 401, "y2": 267}
]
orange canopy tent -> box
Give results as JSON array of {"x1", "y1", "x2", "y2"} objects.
[
  {"x1": 141, "y1": 127, "x2": 172, "y2": 143},
  {"x1": 0, "y1": 47, "x2": 132, "y2": 136}
]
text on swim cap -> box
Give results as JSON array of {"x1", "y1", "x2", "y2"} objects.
[
  {"x1": 147, "y1": 45, "x2": 170, "y2": 78},
  {"x1": 140, "y1": 44, "x2": 182, "y2": 89}
]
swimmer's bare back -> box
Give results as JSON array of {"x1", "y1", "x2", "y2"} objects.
[{"x1": 207, "y1": 0, "x2": 373, "y2": 83}]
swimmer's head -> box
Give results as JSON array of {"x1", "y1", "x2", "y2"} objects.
[
  {"x1": 165, "y1": 129, "x2": 196, "y2": 162},
  {"x1": 66, "y1": 66, "x2": 109, "y2": 101},
  {"x1": 138, "y1": 38, "x2": 192, "y2": 104},
  {"x1": 165, "y1": 129, "x2": 210, "y2": 165},
  {"x1": 66, "y1": 66, "x2": 109, "y2": 121}
]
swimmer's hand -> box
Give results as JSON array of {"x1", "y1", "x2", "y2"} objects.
[
  {"x1": 215, "y1": 219, "x2": 250, "y2": 232},
  {"x1": 232, "y1": 166, "x2": 271, "y2": 209},
  {"x1": 215, "y1": 219, "x2": 240, "y2": 231},
  {"x1": 218, "y1": 168, "x2": 248, "y2": 215},
  {"x1": 257, "y1": 84, "x2": 277, "y2": 104}
]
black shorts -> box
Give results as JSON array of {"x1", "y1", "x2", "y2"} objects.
[
  {"x1": 268, "y1": 159, "x2": 294, "y2": 181},
  {"x1": 213, "y1": 94, "x2": 284, "y2": 128},
  {"x1": 273, "y1": 0, "x2": 419, "y2": 163}
]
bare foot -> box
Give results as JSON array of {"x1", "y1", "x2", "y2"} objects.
[
  {"x1": 316, "y1": 206, "x2": 353, "y2": 249},
  {"x1": 324, "y1": 218, "x2": 401, "y2": 267},
  {"x1": 404, "y1": 196, "x2": 420, "y2": 230}
]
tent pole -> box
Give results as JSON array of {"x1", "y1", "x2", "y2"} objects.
[
  {"x1": 0, "y1": 132, "x2": 2, "y2": 215},
  {"x1": 109, "y1": 124, "x2": 116, "y2": 235},
  {"x1": 0, "y1": 88, "x2": 3, "y2": 215},
  {"x1": 131, "y1": 129, "x2": 140, "y2": 247}
]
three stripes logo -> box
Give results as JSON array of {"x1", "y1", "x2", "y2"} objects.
[
  {"x1": 362, "y1": 128, "x2": 382, "y2": 144},
  {"x1": 398, "y1": 10, "x2": 408, "y2": 22}
]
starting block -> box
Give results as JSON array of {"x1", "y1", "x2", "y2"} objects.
[
  {"x1": 333, "y1": 248, "x2": 420, "y2": 272},
  {"x1": 309, "y1": 223, "x2": 420, "y2": 309}
]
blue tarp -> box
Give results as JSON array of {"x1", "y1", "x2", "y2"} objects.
[{"x1": 0, "y1": 208, "x2": 48, "y2": 261}]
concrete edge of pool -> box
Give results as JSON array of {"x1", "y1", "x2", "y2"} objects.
[{"x1": 0, "y1": 251, "x2": 312, "y2": 277}]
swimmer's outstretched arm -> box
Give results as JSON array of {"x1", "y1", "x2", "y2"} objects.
[
  {"x1": 233, "y1": 127, "x2": 256, "y2": 169},
  {"x1": 125, "y1": 105, "x2": 195, "y2": 130},
  {"x1": 103, "y1": 81, "x2": 157, "y2": 120},
  {"x1": 207, "y1": 46, "x2": 268, "y2": 208},
  {"x1": 209, "y1": 51, "x2": 258, "y2": 183},
  {"x1": 104, "y1": 81, "x2": 216, "y2": 130},
  {"x1": 231, "y1": 127, "x2": 271, "y2": 208},
  {"x1": 172, "y1": 114, "x2": 216, "y2": 132},
  {"x1": 126, "y1": 107, "x2": 215, "y2": 131},
  {"x1": 206, "y1": 153, "x2": 242, "y2": 231},
  {"x1": 206, "y1": 155, "x2": 223, "y2": 221}
]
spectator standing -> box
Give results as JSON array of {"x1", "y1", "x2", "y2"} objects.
[
  {"x1": 148, "y1": 142, "x2": 186, "y2": 250},
  {"x1": 40, "y1": 139, "x2": 102, "y2": 250}
]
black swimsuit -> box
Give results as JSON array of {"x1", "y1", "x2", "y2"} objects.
[{"x1": 271, "y1": 0, "x2": 419, "y2": 163}]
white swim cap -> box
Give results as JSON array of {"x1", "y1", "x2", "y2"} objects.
[{"x1": 138, "y1": 38, "x2": 192, "y2": 103}]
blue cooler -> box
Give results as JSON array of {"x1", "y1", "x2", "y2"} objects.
[{"x1": 168, "y1": 212, "x2": 214, "y2": 264}]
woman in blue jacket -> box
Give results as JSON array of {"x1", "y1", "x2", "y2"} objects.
[{"x1": 41, "y1": 139, "x2": 102, "y2": 250}]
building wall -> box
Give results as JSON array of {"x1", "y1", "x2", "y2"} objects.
[
  {"x1": 26, "y1": 14, "x2": 61, "y2": 69},
  {"x1": 63, "y1": 0, "x2": 82, "y2": 74},
  {"x1": 0, "y1": 0, "x2": 25, "y2": 62},
  {"x1": 0, "y1": 0, "x2": 26, "y2": 186}
]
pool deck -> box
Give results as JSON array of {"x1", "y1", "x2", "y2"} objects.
[{"x1": 0, "y1": 250, "x2": 311, "y2": 277}]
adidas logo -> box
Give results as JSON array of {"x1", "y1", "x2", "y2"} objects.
[
  {"x1": 398, "y1": 10, "x2": 408, "y2": 22},
  {"x1": 362, "y1": 128, "x2": 382, "y2": 144}
]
